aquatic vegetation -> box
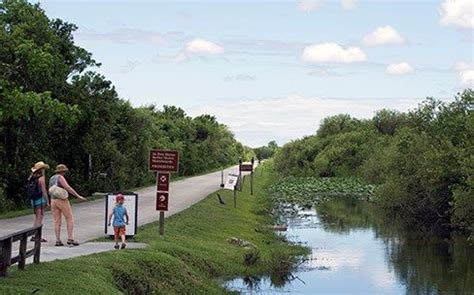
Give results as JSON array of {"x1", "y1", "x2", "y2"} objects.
[{"x1": 269, "y1": 177, "x2": 375, "y2": 212}]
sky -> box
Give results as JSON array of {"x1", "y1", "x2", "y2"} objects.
[{"x1": 38, "y1": 0, "x2": 473, "y2": 147}]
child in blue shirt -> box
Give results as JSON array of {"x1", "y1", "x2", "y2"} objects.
[{"x1": 108, "y1": 194, "x2": 129, "y2": 249}]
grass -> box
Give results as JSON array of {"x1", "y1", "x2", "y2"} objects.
[{"x1": 0, "y1": 162, "x2": 307, "y2": 294}]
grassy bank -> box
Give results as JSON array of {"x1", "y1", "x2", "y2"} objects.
[{"x1": 0, "y1": 162, "x2": 307, "y2": 294}]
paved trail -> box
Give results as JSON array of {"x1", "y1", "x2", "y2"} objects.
[{"x1": 0, "y1": 165, "x2": 250, "y2": 262}]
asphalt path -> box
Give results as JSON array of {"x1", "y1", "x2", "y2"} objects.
[{"x1": 0, "y1": 165, "x2": 252, "y2": 262}]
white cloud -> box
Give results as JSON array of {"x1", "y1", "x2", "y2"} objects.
[
  {"x1": 302, "y1": 43, "x2": 366, "y2": 64},
  {"x1": 186, "y1": 96, "x2": 420, "y2": 147},
  {"x1": 386, "y1": 62, "x2": 414, "y2": 75},
  {"x1": 342, "y1": 0, "x2": 358, "y2": 10},
  {"x1": 455, "y1": 62, "x2": 474, "y2": 85},
  {"x1": 298, "y1": 0, "x2": 322, "y2": 12},
  {"x1": 185, "y1": 38, "x2": 224, "y2": 55},
  {"x1": 363, "y1": 26, "x2": 405, "y2": 46},
  {"x1": 439, "y1": 0, "x2": 474, "y2": 29}
]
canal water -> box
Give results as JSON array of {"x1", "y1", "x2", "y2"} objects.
[{"x1": 225, "y1": 197, "x2": 474, "y2": 294}]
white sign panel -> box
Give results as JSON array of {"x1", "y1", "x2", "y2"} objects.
[
  {"x1": 105, "y1": 193, "x2": 138, "y2": 236},
  {"x1": 224, "y1": 172, "x2": 239, "y2": 190}
]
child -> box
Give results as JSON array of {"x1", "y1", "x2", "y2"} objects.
[{"x1": 108, "y1": 194, "x2": 129, "y2": 249}]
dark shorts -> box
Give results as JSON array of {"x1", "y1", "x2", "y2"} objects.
[
  {"x1": 31, "y1": 197, "x2": 47, "y2": 212},
  {"x1": 113, "y1": 226, "x2": 126, "y2": 239}
]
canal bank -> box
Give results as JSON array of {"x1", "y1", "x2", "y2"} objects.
[{"x1": 0, "y1": 162, "x2": 307, "y2": 294}]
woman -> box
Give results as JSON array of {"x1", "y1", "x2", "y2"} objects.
[
  {"x1": 49, "y1": 164, "x2": 86, "y2": 246},
  {"x1": 29, "y1": 161, "x2": 50, "y2": 242}
]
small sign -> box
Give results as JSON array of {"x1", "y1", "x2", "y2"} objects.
[
  {"x1": 240, "y1": 164, "x2": 253, "y2": 172},
  {"x1": 156, "y1": 192, "x2": 169, "y2": 211},
  {"x1": 157, "y1": 173, "x2": 170, "y2": 192},
  {"x1": 149, "y1": 150, "x2": 179, "y2": 172},
  {"x1": 224, "y1": 172, "x2": 239, "y2": 190}
]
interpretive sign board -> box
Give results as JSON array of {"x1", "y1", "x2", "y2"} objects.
[
  {"x1": 105, "y1": 193, "x2": 138, "y2": 236},
  {"x1": 149, "y1": 150, "x2": 179, "y2": 172},
  {"x1": 224, "y1": 172, "x2": 239, "y2": 190}
]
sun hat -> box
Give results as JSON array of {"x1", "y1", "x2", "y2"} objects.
[
  {"x1": 54, "y1": 164, "x2": 69, "y2": 173},
  {"x1": 116, "y1": 194, "x2": 125, "y2": 202},
  {"x1": 31, "y1": 161, "x2": 50, "y2": 172}
]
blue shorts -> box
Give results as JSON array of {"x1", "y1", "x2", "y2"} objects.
[{"x1": 31, "y1": 197, "x2": 47, "y2": 209}]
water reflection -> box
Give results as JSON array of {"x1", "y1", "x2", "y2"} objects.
[
  {"x1": 225, "y1": 197, "x2": 474, "y2": 294},
  {"x1": 316, "y1": 197, "x2": 474, "y2": 294}
]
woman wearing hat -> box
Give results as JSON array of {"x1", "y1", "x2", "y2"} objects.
[
  {"x1": 49, "y1": 164, "x2": 86, "y2": 246},
  {"x1": 29, "y1": 161, "x2": 50, "y2": 242}
]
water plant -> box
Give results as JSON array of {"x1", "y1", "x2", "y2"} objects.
[{"x1": 269, "y1": 176, "x2": 375, "y2": 215}]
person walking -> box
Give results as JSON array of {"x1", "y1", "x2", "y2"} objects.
[
  {"x1": 28, "y1": 161, "x2": 50, "y2": 242},
  {"x1": 49, "y1": 164, "x2": 86, "y2": 246},
  {"x1": 108, "y1": 194, "x2": 129, "y2": 249}
]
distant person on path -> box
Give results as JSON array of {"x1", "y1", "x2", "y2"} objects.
[
  {"x1": 108, "y1": 194, "x2": 129, "y2": 249},
  {"x1": 49, "y1": 164, "x2": 86, "y2": 246},
  {"x1": 28, "y1": 161, "x2": 50, "y2": 242}
]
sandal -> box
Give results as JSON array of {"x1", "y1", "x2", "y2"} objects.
[
  {"x1": 55, "y1": 241, "x2": 64, "y2": 247},
  {"x1": 67, "y1": 239, "x2": 80, "y2": 246},
  {"x1": 120, "y1": 243, "x2": 126, "y2": 249},
  {"x1": 114, "y1": 244, "x2": 119, "y2": 249}
]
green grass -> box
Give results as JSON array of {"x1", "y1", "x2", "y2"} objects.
[
  {"x1": 0, "y1": 162, "x2": 307, "y2": 294},
  {"x1": 0, "y1": 208, "x2": 33, "y2": 220}
]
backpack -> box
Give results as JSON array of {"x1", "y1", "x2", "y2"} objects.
[{"x1": 26, "y1": 176, "x2": 42, "y2": 201}]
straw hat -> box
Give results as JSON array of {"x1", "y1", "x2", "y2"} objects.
[
  {"x1": 31, "y1": 161, "x2": 50, "y2": 172},
  {"x1": 54, "y1": 164, "x2": 69, "y2": 173}
]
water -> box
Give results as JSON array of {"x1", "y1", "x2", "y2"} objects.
[{"x1": 225, "y1": 197, "x2": 474, "y2": 294}]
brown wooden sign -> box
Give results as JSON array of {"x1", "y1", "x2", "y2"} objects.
[
  {"x1": 157, "y1": 173, "x2": 170, "y2": 192},
  {"x1": 240, "y1": 164, "x2": 253, "y2": 172},
  {"x1": 149, "y1": 150, "x2": 179, "y2": 172},
  {"x1": 156, "y1": 192, "x2": 169, "y2": 211}
]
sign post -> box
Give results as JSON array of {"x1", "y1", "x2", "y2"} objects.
[
  {"x1": 251, "y1": 158, "x2": 254, "y2": 195},
  {"x1": 238, "y1": 159, "x2": 243, "y2": 191},
  {"x1": 233, "y1": 185, "x2": 237, "y2": 208},
  {"x1": 149, "y1": 150, "x2": 179, "y2": 236}
]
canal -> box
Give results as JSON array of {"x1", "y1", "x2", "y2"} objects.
[{"x1": 225, "y1": 197, "x2": 474, "y2": 294}]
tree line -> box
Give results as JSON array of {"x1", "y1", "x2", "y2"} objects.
[
  {"x1": 274, "y1": 90, "x2": 473, "y2": 237},
  {"x1": 0, "y1": 0, "x2": 254, "y2": 212}
]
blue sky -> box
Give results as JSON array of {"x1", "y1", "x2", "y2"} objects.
[{"x1": 39, "y1": 0, "x2": 473, "y2": 147}]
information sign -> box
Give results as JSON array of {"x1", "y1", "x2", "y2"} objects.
[
  {"x1": 156, "y1": 192, "x2": 169, "y2": 211},
  {"x1": 224, "y1": 172, "x2": 239, "y2": 190},
  {"x1": 157, "y1": 173, "x2": 170, "y2": 192},
  {"x1": 149, "y1": 150, "x2": 179, "y2": 172}
]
